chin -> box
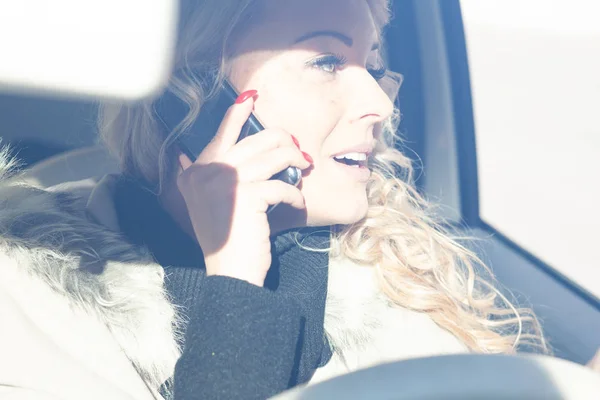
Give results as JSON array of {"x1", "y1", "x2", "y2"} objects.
[{"x1": 308, "y1": 193, "x2": 370, "y2": 227}]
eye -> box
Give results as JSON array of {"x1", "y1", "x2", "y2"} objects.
[
  {"x1": 308, "y1": 53, "x2": 348, "y2": 74},
  {"x1": 367, "y1": 66, "x2": 387, "y2": 81}
]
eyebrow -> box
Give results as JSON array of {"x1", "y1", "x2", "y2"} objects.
[
  {"x1": 294, "y1": 30, "x2": 381, "y2": 51},
  {"x1": 295, "y1": 30, "x2": 354, "y2": 47}
]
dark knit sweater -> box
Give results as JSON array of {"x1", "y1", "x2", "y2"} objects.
[{"x1": 113, "y1": 177, "x2": 332, "y2": 399}]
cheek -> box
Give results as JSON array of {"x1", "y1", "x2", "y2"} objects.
[
  {"x1": 257, "y1": 87, "x2": 368, "y2": 224},
  {"x1": 231, "y1": 53, "x2": 344, "y2": 153},
  {"x1": 256, "y1": 81, "x2": 343, "y2": 155},
  {"x1": 231, "y1": 58, "x2": 368, "y2": 224}
]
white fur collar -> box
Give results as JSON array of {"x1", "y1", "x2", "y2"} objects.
[
  {"x1": 313, "y1": 257, "x2": 468, "y2": 383},
  {"x1": 0, "y1": 177, "x2": 180, "y2": 398},
  {"x1": 0, "y1": 171, "x2": 467, "y2": 395}
]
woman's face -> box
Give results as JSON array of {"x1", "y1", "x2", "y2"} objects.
[{"x1": 228, "y1": 0, "x2": 393, "y2": 227}]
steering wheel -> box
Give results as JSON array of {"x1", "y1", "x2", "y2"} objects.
[{"x1": 272, "y1": 354, "x2": 600, "y2": 400}]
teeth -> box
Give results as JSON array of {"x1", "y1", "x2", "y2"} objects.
[{"x1": 334, "y1": 152, "x2": 367, "y2": 161}]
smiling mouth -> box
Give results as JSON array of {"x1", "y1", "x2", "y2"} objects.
[{"x1": 333, "y1": 152, "x2": 369, "y2": 168}]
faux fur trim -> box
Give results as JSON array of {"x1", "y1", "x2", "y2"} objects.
[
  {"x1": 0, "y1": 149, "x2": 467, "y2": 392},
  {"x1": 0, "y1": 155, "x2": 181, "y2": 392},
  {"x1": 313, "y1": 257, "x2": 469, "y2": 383}
]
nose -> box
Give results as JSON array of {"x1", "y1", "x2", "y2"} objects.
[{"x1": 349, "y1": 69, "x2": 394, "y2": 125}]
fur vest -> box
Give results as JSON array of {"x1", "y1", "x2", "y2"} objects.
[{"x1": 0, "y1": 160, "x2": 467, "y2": 399}]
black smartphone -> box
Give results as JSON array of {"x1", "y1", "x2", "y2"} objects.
[{"x1": 155, "y1": 80, "x2": 301, "y2": 213}]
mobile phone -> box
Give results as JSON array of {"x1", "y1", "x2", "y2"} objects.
[{"x1": 154, "y1": 79, "x2": 301, "y2": 213}]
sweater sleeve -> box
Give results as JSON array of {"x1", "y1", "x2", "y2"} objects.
[{"x1": 173, "y1": 275, "x2": 304, "y2": 400}]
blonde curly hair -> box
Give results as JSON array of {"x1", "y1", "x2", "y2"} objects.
[{"x1": 99, "y1": 0, "x2": 549, "y2": 355}]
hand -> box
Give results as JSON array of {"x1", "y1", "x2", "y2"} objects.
[{"x1": 177, "y1": 90, "x2": 312, "y2": 287}]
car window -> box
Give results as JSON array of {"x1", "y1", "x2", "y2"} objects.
[{"x1": 460, "y1": 0, "x2": 600, "y2": 298}]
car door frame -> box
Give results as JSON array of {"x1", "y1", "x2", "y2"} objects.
[{"x1": 387, "y1": 0, "x2": 600, "y2": 364}]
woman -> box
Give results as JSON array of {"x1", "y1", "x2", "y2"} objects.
[{"x1": 0, "y1": 0, "x2": 556, "y2": 399}]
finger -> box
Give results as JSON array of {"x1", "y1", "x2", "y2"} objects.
[
  {"x1": 197, "y1": 89, "x2": 257, "y2": 163},
  {"x1": 249, "y1": 180, "x2": 306, "y2": 211},
  {"x1": 236, "y1": 146, "x2": 311, "y2": 182},
  {"x1": 223, "y1": 128, "x2": 299, "y2": 165}
]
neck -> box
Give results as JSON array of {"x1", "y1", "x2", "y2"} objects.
[
  {"x1": 159, "y1": 179, "x2": 198, "y2": 241},
  {"x1": 267, "y1": 204, "x2": 307, "y2": 234}
]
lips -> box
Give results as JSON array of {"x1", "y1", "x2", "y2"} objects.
[
  {"x1": 331, "y1": 143, "x2": 374, "y2": 168},
  {"x1": 333, "y1": 152, "x2": 368, "y2": 168}
]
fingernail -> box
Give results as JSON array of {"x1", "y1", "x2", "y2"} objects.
[
  {"x1": 235, "y1": 90, "x2": 258, "y2": 104},
  {"x1": 291, "y1": 135, "x2": 300, "y2": 149},
  {"x1": 302, "y1": 151, "x2": 313, "y2": 164}
]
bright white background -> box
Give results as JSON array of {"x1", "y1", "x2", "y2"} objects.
[
  {"x1": 0, "y1": 0, "x2": 177, "y2": 100},
  {"x1": 461, "y1": 0, "x2": 600, "y2": 297}
]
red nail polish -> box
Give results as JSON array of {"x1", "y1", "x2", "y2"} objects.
[
  {"x1": 235, "y1": 90, "x2": 258, "y2": 104},
  {"x1": 302, "y1": 151, "x2": 313, "y2": 164},
  {"x1": 291, "y1": 135, "x2": 300, "y2": 149}
]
